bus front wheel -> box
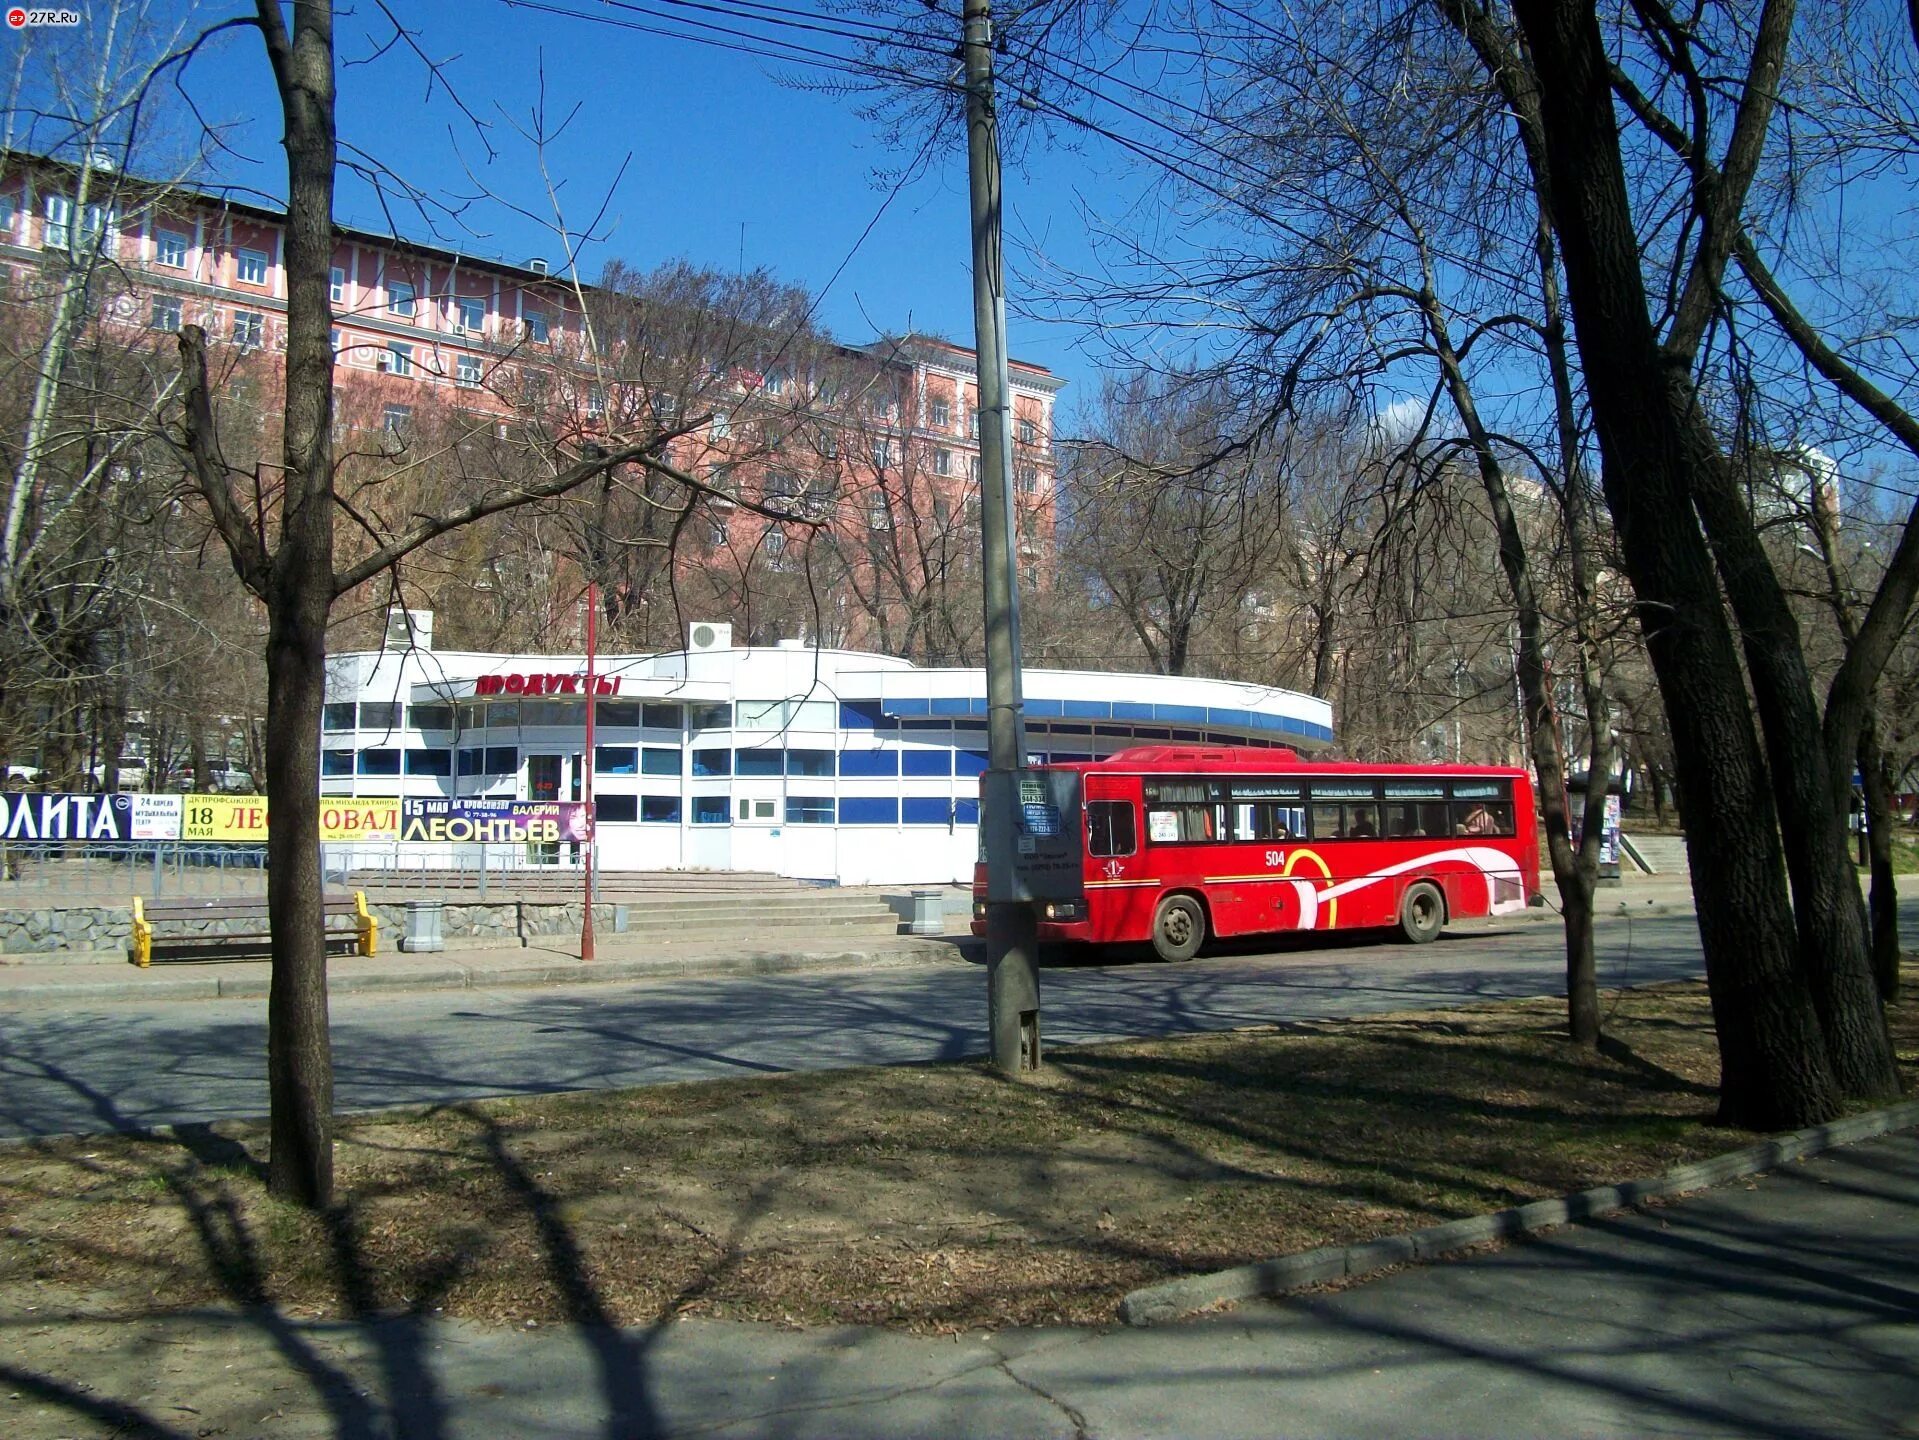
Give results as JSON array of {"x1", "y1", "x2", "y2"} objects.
[
  {"x1": 1151, "y1": 894, "x2": 1206, "y2": 962},
  {"x1": 1399, "y1": 881, "x2": 1445, "y2": 944}
]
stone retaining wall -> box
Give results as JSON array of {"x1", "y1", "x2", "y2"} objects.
[{"x1": 0, "y1": 900, "x2": 618, "y2": 956}]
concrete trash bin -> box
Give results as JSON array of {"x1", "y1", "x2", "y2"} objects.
[
  {"x1": 401, "y1": 899, "x2": 445, "y2": 953},
  {"x1": 909, "y1": 888, "x2": 945, "y2": 937}
]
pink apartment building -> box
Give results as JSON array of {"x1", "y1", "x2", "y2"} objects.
[{"x1": 2, "y1": 153, "x2": 1061, "y2": 653}]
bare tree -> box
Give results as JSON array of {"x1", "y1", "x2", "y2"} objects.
[{"x1": 171, "y1": 1, "x2": 827, "y2": 1208}]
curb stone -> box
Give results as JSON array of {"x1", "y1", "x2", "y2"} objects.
[{"x1": 1117, "y1": 1096, "x2": 1919, "y2": 1327}]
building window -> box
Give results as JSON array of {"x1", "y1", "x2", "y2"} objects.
[
  {"x1": 688, "y1": 703, "x2": 732, "y2": 730},
  {"x1": 638, "y1": 795, "x2": 678, "y2": 824},
  {"x1": 357, "y1": 748, "x2": 402, "y2": 777},
  {"x1": 387, "y1": 280, "x2": 416, "y2": 317},
  {"x1": 358, "y1": 701, "x2": 402, "y2": 731},
  {"x1": 1017, "y1": 464, "x2": 1038, "y2": 495},
  {"x1": 405, "y1": 748, "x2": 452, "y2": 776},
  {"x1": 736, "y1": 748, "x2": 783, "y2": 778},
  {"x1": 150, "y1": 295, "x2": 181, "y2": 331},
  {"x1": 0, "y1": 193, "x2": 16, "y2": 235},
  {"x1": 322, "y1": 703, "x2": 356, "y2": 732},
  {"x1": 931, "y1": 399, "x2": 950, "y2": 428},
  {"x1": 1018, "y1": 417, "x2": 1037, "y2": 445},
  {"x1": 871, "y1": 439, "x2": 891, "y2": 469},
  {"x1": 236, "y1": 248, "x2": 268, "y2": 285},
  {"x1": 839, "y1": 797, "x2": 899, "y2": 825},
  {"x1": 764, "y1": 366, "x2": 788, "y2": 395},
  {"x1": 587, "y1": 383, "x2": 606, "y2": 419},
  {"x1": 786, "y1": 749, "x2": 834, "y2": 777},
  {"x1": 933, "y1": 496, "x2": 950, "y2": 526},
  {"x1": 970, "y1": 408, "x2": 980, "y2": 439},
  {"x1": 595, "y1": 746, "x2": 638, "y2": 775},
  {"x1": 597, "y1": 795, "x2": 641, "y2": 823},
  {"x1": 156, "y1": 231, "x2": 188, "y2": 268},
  {"x1": 455, "y1": 353, "x2": 482, "y2": 388},
  {"x1": 321, "y1": 749, "x2": 354, "y2": 777},
  {"x1": 231, "y1": 311, "x2": 264, "y2": 350},
  {"x1": 596, "y1": 700, "x2": 640, "y2": 728},
  {"x1": 969, "y1": 458, "x2": 982, "y2": 484},
  {"x1": 455, "y1": 296, "x2": 485, "y2": 331},
  {"x1": 43, "y1": 194, "x2": 71, "y2": 249},
  {"x1": 786, "y1": 796, "x2": 834, "y2": 825},
  {"x1": 935, "y1": 448, "x2": 952, "y2": 476},
  {"x1": 409, "y1": 703, "x2": 452, "y2": 730},
  {"x1": 692, "y1": 794, "x2": 729, "y2": 825},
  {"x1": 763, "y1": 527, "x2": 787, "y2": 559},
  {"x1": 330, "y1": 327, "x2": 343, "y2": 357},
  {"x1": 641, "y1": 702, "x2": 681, "y2": 729},
  {"x1": 523, "y1": 309, "x2": 548, "y2": 343},
  {"x1": 691, "y1": 748, "x2": 731, "y2": 777},
  {"x1": 641, "y1": 747, "x2": 680, "y2": 776},
  {"x1": 706, "y1": 519, "x2": 728, "y2": 549},
  {"x1": 765, "y1": 471, "x2": 799, "y2": 502},
  {"x1": 329, "y1": 266, "x2": 345, "y2": 303},
  {"x1": 868, "y1": 493, "x2": 891, "y2": 530},
  {"x1": 710, "y1": 410, "x2": 731, "y2": 440},
  {"x1": 384, "y1": 342, "x2": 413, "y2": 377},
  {"x1": 382, "y1": 403, "x2": 412, "y2": 435}
]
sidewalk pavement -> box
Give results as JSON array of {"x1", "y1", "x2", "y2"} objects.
[
  {"x1": 0, "y1": 926, "x2": 979, "y2": 1006},
  {"x1": 6, "y1": 1123, "x2": 1914, "y2": 1438}
]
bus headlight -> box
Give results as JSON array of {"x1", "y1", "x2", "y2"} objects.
[{"x1": 1042, "y1": 900, "x2": 1086, "y2": 922}]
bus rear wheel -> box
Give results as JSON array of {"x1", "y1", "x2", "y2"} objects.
[
  {"x1": 1399, "y1": 881, "x2": 1445, "y2": 944},
  {"x1": 1151, "y1": 894, "x2": 1206, "y2": 962}
]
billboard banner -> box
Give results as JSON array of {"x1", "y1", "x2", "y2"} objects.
[
  {"x1": 398, "y1": 798, "x2": 589, "y2": 845},
  {"x1": 0, "y1": 792, "x2": 575, "y2": 844},
  {"x1": 180, "y1": 796, "x2": 271, "y2": 842},
  {"x1": 0, "y1": 792, "x2": 139, "y2": 842}
]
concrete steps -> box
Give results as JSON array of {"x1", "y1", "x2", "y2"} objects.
[{"x1": 1621, "y1": 833, "x2": 1691, "y2": 877}]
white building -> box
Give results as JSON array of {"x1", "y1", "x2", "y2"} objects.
[{"x1": 320, "y1": 622, "x2": 1335, "y2": 885}]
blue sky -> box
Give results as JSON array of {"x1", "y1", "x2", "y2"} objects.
[{"x1": 120, "y1": 0, "x2": 1117, "y2": 421}]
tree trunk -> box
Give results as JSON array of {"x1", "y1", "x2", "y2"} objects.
[
  {"x1": 188, "y1": 728, "x2": 213, "y2": 794},
  {"x1": 264, "y1": 589, "x2": 333, "y2": 1207},
  {"x1": 1507, "y1": 0, "x2": 1843, "y2": 1129},
  {"x1": 1682, "y1": 427, "x2": 1899, "y2": 1101},
  {"x1": 1860, "y1": 721, "x2": 1903, "y2": 1001},
  {"x1": 260, "y1": 0, "x2": 340, "y2": 1208}
]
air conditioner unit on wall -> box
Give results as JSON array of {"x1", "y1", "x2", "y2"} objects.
[
  {"x1": 687, "y1": 622, "x2": 733, "y2": 653},
  {"x1": 385, "y1": 608, "x2": 434, "y2": 651}
]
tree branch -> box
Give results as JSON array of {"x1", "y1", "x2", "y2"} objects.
[{"x1": 176, "y1": 324, "x2": 269, "y2": 596}]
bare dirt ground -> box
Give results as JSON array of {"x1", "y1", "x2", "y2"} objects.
[{"x1": 3, "y1": 967, "x2": 1915, "y2": 1437}]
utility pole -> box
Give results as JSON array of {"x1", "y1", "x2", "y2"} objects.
[
  {"x1": 581, "y1": 581, "x2": 597, "y2": 962},
  {"x1": 963, "y1": 0, "x2": 1042, "y2": 1072}
]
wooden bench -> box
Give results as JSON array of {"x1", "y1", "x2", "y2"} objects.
[{"x1": 130, "y1": 892, "x2": 378, "y2": 967}]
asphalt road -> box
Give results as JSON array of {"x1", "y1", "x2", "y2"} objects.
[{"x1": 0, "y1": 907, "x2": 1726, "y2": 1140}]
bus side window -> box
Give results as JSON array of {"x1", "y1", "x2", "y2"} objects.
[{"x1": 1087, "y1": 801, "x2": 1137, "y2": 857}]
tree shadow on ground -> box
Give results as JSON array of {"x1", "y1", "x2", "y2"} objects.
[{"x1": 0, "y1": 1066, "x2": 769, "y2": 1440}]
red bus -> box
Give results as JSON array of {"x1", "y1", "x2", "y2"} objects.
[{"x1": 973, "y1": 746, "x2": 1540, "y2": 960}]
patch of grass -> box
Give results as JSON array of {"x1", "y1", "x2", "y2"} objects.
[{"x1": 3, "y1": 967, "x2": 1916, "y2": 1333}]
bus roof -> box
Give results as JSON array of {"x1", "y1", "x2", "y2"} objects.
[{"x1": 1054, "y1": 745, "x2": 1529, "y2": 779}]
